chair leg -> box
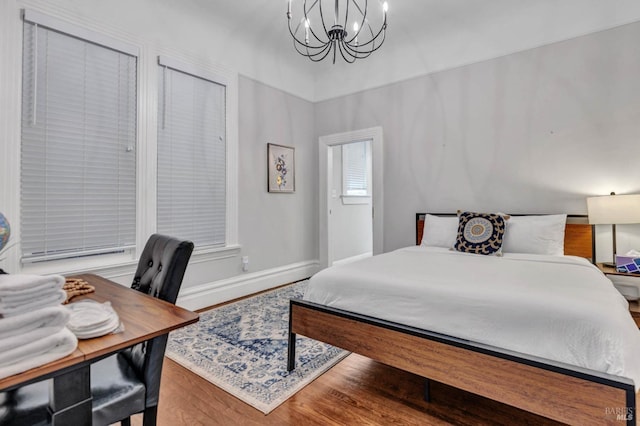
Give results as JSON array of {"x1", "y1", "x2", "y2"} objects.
[
  {"x1": 121, "y1": 418, "x2": 131, "y2": 426},
  {"x1": 142, "y1": 406, "x2": 158, "y2": 426}
]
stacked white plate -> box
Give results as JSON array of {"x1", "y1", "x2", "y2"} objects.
[{"x1": 66, "y1": 300, "x2": 122, "y2": 339}]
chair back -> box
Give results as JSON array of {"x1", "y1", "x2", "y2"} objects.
[
  {"x1": 131, "y1": 234, "x2": 194, "y2": 303},
  {"x1": 123, "y1": 234, "x2": 194, "y2": 407}
]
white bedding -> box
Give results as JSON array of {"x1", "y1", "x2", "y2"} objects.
[{"x1": 304, "y1": 246, "x2": 640, "y2": 388}]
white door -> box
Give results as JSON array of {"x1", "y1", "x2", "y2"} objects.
[{"x1": 319, "y1": 127, "x2": 384, "y2": 269}]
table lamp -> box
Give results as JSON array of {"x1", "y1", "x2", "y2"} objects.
[{"x1": 587, "y1": 192, "x2": 640, "y2": 267}]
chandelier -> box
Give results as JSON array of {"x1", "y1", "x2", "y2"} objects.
[{"x1": 287, "y1": 0, "x2": 389, "y2": 64}]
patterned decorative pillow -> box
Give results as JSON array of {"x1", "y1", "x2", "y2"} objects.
[{"x1": 454, "y1": 211, "x2": 507, "y2": 255}]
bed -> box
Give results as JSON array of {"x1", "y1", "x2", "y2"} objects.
[{"x1": 287, "y1": 213, "x2": 640, "y2": 425}]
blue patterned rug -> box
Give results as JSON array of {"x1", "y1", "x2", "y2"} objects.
[{"x1": 166, "y1": 280, "x2": 349, "y2": 414}]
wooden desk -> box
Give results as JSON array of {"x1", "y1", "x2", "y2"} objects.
[{"x1": 0, "y1": 274, "x2": 199, "y2": 424}]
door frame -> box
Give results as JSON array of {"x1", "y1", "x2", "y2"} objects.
[{"x1": 319, "y1": 127, "x2": 384, "y2": 270}]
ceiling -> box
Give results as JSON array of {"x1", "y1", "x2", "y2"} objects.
[{"x1": 187, "y1": 0, "x2": 640, "y2": 101}]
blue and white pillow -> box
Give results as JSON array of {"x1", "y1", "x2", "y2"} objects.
[{"x1": 454, "y1": 211, "x2": 507, "y2": 256}]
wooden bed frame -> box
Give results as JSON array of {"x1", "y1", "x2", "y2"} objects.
[{"x1": 288, "y1": 214, "x2": 637, "y2": 425}]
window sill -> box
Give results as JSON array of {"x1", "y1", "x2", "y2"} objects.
[
  {"x1": 19, "y1": 245, "x2": 242, "y2": 277},
  {"x1": 190, "y1": 244, "x2": 241, "y2": 264},
  {"x1": 21, "y1": 251, "x2": 138, "y2": 278},
  {"x1": 341, "y1": 195, "x2": 371, "y2": 205}
]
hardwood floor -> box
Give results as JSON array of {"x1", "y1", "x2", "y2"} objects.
[
  {"x1": 128, "y1": 283, "x2": 561, "y2": 425},
  {"x1": 131, "y1": 353, "x2": 561, "y2": 425}
]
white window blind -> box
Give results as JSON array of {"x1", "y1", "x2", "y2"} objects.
[
  {"x1": 342, "y1": 140, "x2": 370, "y2": 196},
  {"x1": 157, "y1": 58, "x2": 226, "y2": 248},
  {"x1": 20, "y1": 16, "x2": 138, "y2": 262}
]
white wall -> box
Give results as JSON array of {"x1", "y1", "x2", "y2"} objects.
[{"x1": 315, "y1": 21, "x2": 640, "y2": 261}]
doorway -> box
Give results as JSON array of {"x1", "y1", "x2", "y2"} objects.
[{"x1": 318, "y1": 127, "x2": 384, "y2": 269}]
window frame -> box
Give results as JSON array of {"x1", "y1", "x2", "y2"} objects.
[
  {"x1": 156, "y1": 55, "x2": 228, "y2": 249},
  {"x1": 152, "y1": 55, "x2": 239, "y2": 262},
  {"x1": 9, "y1": 10, "x2": 240, "y2": 277},
  {"x1": 341, "y1": 140, "x2": 372, "y2": 205},
  {"x1": 20, "y1": 9, "x2": 139, "y2": 265}
]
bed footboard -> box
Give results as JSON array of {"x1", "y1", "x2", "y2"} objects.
[{"x1": 288, "y1": 299, "x2": 636, "y2": 426}]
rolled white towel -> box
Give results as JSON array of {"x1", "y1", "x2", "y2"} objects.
[
  {"x1": 0, "y1": 327, "x2": 78, "y2": 380},
  {"x1": 0, "y1": 290, "x2": 66, "y2": 317},
  {"x1": 0, "y1": 274, "x2": 64, "y2": 299},
  {"x1": 0, "y1": 306, "x2": 70, "y2": 340},
  {"x1": 0, "y1": 290, "x2": 67, "y2": 315},
  {"x1": 0, "y1": 325, "x2": 69, "y2": 354},
  {"x1": 0, "y1": 288, "x2": 63, "y2": 305}
]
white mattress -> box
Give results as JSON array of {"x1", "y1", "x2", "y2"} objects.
[{"x1": 304, "y1": 246, "x2": 640, "y2": 388}]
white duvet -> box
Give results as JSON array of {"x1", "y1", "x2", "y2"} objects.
[{"x1": 304, "y1": 246, "x2": 640, "y2": 388}]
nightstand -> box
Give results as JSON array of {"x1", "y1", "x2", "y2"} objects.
[
  {"x1": 597, "y1": 263, "x2": 640, "y2": 328},
  {"x1": 628, "y1": 301, "x2": 640, "y2": 328}
]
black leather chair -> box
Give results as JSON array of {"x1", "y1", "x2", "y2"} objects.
[{"x1": 0, "y1": 234, "x2": 194, "y2": 426}]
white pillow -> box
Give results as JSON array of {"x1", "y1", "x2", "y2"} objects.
[
  {"x1": 501, "y1": 214, "x2": 567, "y2": 256},
  {"x1": 421, "y1": 214, "x2": 459, "y2": 248}
]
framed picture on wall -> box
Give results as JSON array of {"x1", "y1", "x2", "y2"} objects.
[{"x1": 267, "y1": 143, "x2": 295, "y2": 193}]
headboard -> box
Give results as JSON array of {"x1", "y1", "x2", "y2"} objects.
[{"x1": 415, "y1": 213, "x2": 595, "y2": 262}]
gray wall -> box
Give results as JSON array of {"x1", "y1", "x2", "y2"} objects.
[
  {"x1": 315, "y1": 21, "x2": 640, "y2": 255},
  {"x1": 239, "y1": 76, "x2": 318, "y2": 272}
]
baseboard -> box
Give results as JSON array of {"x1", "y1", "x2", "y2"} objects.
[
  {"x1": 177, "y1": 260, "x2": 320, "y2": 311},
  {"x1": 332, "y1": 252, "x2": 372, "y2": 267}
]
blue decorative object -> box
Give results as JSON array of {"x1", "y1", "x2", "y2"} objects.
[
  {"x1": 0, "y1": 213, "x2": 10, "y2": 253},
  {"x1": 454, "y1": 211, "x2": 506, "y2": 255},
  {"x1": 166, "y1": 280, "x2": 349, "y2": 413},
  {"x1": 616, "y1": 256, "x2": 640, "y2": 274}
]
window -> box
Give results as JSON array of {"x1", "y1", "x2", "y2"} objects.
[
  {"x1": 342, "y1": 140, "x2": 371, "y2": 197},
  {"x1": 157, "y1": 57, "x2": 226, "y2": 248},
  {"x1": 20, "y1": 11, "x2": 138, "y2": 262}
]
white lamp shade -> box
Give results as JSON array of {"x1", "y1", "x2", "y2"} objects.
[{"x1": 587, "y1": 194, "x2": 640, "y2": 224}]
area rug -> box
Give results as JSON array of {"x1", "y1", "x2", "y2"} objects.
[{"x1": 166, "y1": 280, "x2": 349, "y2": 414}]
